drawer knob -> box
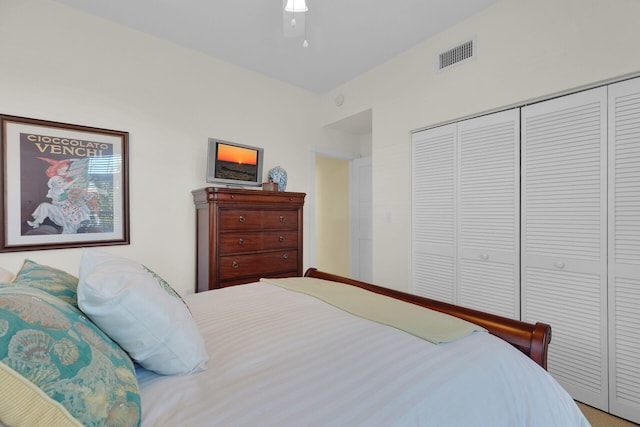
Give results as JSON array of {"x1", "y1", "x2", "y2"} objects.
[
  {"x1": 232, "y1": 261, "x2": 239, "y2": 269},
  {"x1": 554, "y1": 261, "x2": 565, "y2": 269},
  {"x1": 238, "y1": 238, "x2": 245, "y2": 245},
  {"x1": 480, "y1": 254, "x2": 489, "y2": 260},
  {"x1": 279, "y1": 236, "x2": 285, "y2": 242},
  {"x1": 239, "y1": 215, "x2": 245, "y2": 223},
  {"x1": 279, "y1": 216, "x2": 286, "y2": 223},
  {"x1": 282, "y1": 253, "x2": 289, "y2": 260}
]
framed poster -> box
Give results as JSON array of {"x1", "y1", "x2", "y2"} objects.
[{"x1": 0, "y1": 115, "x2": 130, "y2": 252}]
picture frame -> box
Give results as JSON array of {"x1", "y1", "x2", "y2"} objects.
[{"x1": 0, "y1": 115, "x2": 130, "y2": 252}]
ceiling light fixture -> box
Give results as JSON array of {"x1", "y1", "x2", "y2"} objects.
[
  {"x1": 283, "y1": 0, "x2": 310, "y2": 48},
  {"x1": 285, "y1": 0, "x2": 308, "y2": 13}
]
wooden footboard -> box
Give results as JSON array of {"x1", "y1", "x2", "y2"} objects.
[{"x1": 304, "y1": 268, "x2": 552, "y2": 370}]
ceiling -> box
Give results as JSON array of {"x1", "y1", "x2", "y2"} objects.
[{"x1": 52, "y1": 0, "x2": 499, "y2": 94}]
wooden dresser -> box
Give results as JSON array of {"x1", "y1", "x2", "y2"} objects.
[{"x1": 192, "y1": 187, "x2": 306, "y2": 292}]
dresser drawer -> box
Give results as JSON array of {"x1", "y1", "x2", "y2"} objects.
[
  {"x1": 219, "y1": 209, "x2": 298, "y2": 231},
  {"x1": 218, "y1": 230, "x2": 299, "y2": 255},
  {"x1": 261, "y1": 211, "x2": 298, "y2": 228},
  {"x1": 219, "y1": 250, "x2": 298, "y2": 280}
]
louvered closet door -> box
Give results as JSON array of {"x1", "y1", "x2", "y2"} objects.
[
  {"x1": 608, "y1": 77, "x2": 640, "y2": 424},
  {"x1": 457, "y1": 110, "x2": 520, "y2": 318},
  {"x1": 521, "y1": 87, "x2": 608, "y2": 409},
  {"x1": 412, "y1": 123, "x2": 457, "y2": 302}
]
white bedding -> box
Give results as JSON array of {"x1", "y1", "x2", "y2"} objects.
[{"x1": 136, "y1": 282, "x2": 590, "y2": 427}]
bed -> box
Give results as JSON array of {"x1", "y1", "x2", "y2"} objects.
[{"x1": 0, "y1": 255, "x2": 590, "y2": 427}]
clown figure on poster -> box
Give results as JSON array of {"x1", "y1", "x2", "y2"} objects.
[{"x1": 26, "y1": 157, "x2": 100, "y2": 234}]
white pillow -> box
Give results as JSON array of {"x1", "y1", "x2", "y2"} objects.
[
  {"x1": 0, "y1": 266, "x2": 14, "y2": 284},
  {"x1": 77, "y1": 249, "x2": 208, "y2": 375}
]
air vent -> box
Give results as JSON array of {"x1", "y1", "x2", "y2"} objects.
[{"x1": 438, "y1": 39, "x2": 475, "y2": 70}]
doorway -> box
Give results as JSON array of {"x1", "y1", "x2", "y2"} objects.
[
  {"x1": 309, "y1": 109, "x2": 372, "y2": 281},
  {"x1": 311, "y1": 151, "x2": 372, "y2": 281}
]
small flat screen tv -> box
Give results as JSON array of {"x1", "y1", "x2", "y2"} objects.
[{"x1": 206, "y1": 138, "x2": 264, "y2": 187}]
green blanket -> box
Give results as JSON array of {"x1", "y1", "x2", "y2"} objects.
[{"x1": 261, "y1": 277, "x2": 485, "y2": 344}]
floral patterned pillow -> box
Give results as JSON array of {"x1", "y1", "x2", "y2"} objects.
[
  {"x1": 0, "y1": 286, "x2": 141, "y2": 427},
  {"x1": 10, "y1": 259, "x2": 79, "y2": 308}
]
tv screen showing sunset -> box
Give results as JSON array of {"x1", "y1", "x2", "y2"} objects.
[{"x1": 215, "y1": 143, "x2": 259, "y2": 182}]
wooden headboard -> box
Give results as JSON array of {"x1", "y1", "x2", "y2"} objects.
[{"x1": 304, "y1": 268, "x2": 552, "y2": 370}]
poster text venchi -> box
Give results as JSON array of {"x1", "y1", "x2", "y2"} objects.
[{"x1": 25, "y1": 133, "x2": 111, "y2": 157}]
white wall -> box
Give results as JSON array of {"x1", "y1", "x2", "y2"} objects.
[
  {"x1": 318, "y1": 0, "x2": 640, "y2": 291},
  {"x1": 0, "y1": 0, "x2": 324, "y2": 295}
]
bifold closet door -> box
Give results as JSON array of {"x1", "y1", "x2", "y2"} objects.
[
  {"x1": 457, "y1": 110, "x2": 520, "y2": 318},
  {"x1": 412, "y1": 123, "x2": 457, "y2": 303},
  {"x1": 412, "y1": 110, "x2": 519, "y2": 318},
  {"x1": 521, "y1": 87, "x2": 608, "y2": 410},
  {"x1": 608, "y1": 77, "x2": 640, "y2": 424}
]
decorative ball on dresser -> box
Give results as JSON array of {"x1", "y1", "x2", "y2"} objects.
[{"x1": 268, "y1": 166, "x2": 287, "y2": 192}]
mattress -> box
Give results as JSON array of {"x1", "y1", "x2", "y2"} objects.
[{"x1": 136, "y1": 282, "x2": 590, "y2": 427}]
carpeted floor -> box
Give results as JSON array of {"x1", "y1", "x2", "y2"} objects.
[{"x1": 577, "y1": 402, "x2": 639, "y2": 426}]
